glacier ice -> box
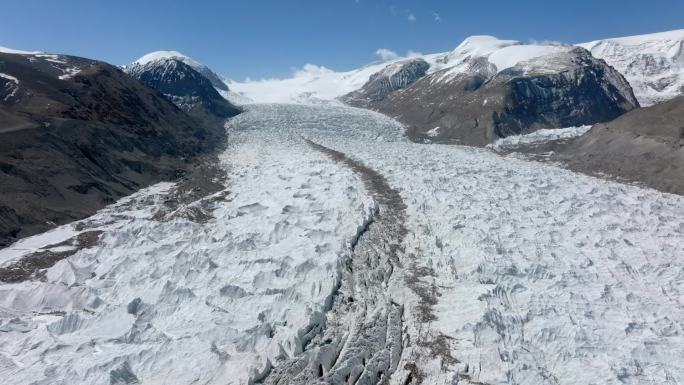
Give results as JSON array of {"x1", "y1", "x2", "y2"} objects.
[{"x1": 1, "y1": 104, "x2": 684, "y2": 385}]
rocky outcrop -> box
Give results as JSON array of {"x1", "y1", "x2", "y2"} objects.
[
  {"x1": 124, "y1": 58, "x2": 240, "y2": 125},
  {"x1": 349, "y1": 47, "x2": 639, "y2": 146},
  {"x1": 0, "y1": 51, "x2": 227, "y2": 246},
  {"x1": 342, "y1": 58, "x2": 429, "y2": 106},
  {"x1": 555, "y1": 95, "x2": 684, "y2": 195}
]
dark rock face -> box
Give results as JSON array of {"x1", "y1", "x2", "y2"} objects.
[
  {"x1": 0, "y1": 52, "x2": 227, "y2": 247},
  {"x1": 347, "y1": 48, "x2": 639, "y2": 146},
  {"x1": 493, "y1": 50, "x2": 639, "y2": 137},
  {"x1": 195, "y1": 66, "x2": 230, "y2": 91},
  {"x1": 124, "y1": 59, "x2": 240, "y2": 124},
  {"x1": 555, "y1": 95, "x2": 684, "y2": 195},
  {"x1": 342, "y1": 58, "x2": 430, "y2": 105}
]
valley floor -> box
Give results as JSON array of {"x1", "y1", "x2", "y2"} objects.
[{"x1": 1, "y1": 104, "x2": 683, "y2": 385}]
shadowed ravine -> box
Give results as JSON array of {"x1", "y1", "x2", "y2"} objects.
[{"x1": 260, "y1": 140, "x2": 408, "y2": 385}]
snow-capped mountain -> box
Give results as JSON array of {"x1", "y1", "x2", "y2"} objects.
[
  {"x1": 230, "y1": 36, "x2": 605, "y2": 105},
  {"x1": 233, "y1": 29, "x2": 684, "y2": 109},
  {"x1": 579, "y1": 29, "x2": 684, "y2": 106},
  {"x1": 345, "y1": 37, "x2": 638, "y2": 145},
  {"x1": 132, "y1": 50, "x2": 230, "y2": 91},
  {"x1": 124, "y1": 53, "x2": 240, "y2": 121}
]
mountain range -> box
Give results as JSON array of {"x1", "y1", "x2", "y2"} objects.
[
  {"x1": 0, "y1": 48, "x2": 239, "y2": 246},
  {"x1": 2, "y1": 27, "x2": 684, "y2": 385}
]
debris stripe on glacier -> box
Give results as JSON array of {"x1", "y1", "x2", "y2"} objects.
[{"x1": 260, "y1": 140, "x2": 408, "y2": 385}]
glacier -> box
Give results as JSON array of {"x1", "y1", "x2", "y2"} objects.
[{"x1": 1, "y1": 104, "x2": 684, "y2": 384}]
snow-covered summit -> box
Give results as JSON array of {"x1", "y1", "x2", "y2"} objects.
[
  {"x1": 0, "y1": 45, "x2": 41, "y2": 55},
  {"x1": 580, "y1": 29, "x2": 684, "y2": 51},
  {"x1": 436, "y1": 36, "x2": 572, "y2": 81},
  {"x1": 579, "y1": 29, "x2": 684, "y2": 105},
  {"x1": 133, "y1": 50, "x2": 202, "y2": 68},
  {"x1": 130, "y1": 50, "x2": 230, "y2": 91}
]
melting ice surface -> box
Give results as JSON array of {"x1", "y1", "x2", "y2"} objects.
[{"x1": 1, "y1": 104, "x2": 684, "y2": 385}]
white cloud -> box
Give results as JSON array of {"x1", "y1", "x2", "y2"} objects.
[
  {"x1": 293, "y1": 64, "x2": 334, "y2": 77},
  {"x1": 375, "y1": 48, "x2": 399, "y2": 61},
  {"x1": 407, "y1": 13, "x2": 416, "y2": 22},
  {"x1": 433, "y1": 12, "x2": 441, "y2": 22},
  {"x1": 406, "y1": 50, "x2": 423, "y2": 58},
  {"x1": 528, "y1": 39, "x2": 565, "y2": 46}
]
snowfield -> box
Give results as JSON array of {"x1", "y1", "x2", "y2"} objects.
[
  {"x1": 579, "y1": 29, "x2": 684, "y2": 106},
  {"x1": 2, "y1": 104, "x2": 684, "y2": 385}
]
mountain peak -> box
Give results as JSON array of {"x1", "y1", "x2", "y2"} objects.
[
  {"x1": 133, "y1": 50, "x2": 201, "y2": 68},
  {"x1": 130, "y1": 51, "x2": 229, "y2": 91}
]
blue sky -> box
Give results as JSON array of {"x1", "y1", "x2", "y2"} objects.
[{"x1": 1, "y1": 0, "x2": 683, "y2": 80}]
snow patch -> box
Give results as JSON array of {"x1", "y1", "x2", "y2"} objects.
[
  {"x1": 0, "y1": 72, "x2": 20, "y2": 101},
  {"x1": 0, "y1": 73, "x2": 19, "y2": 84},
  {"x1": 58, "y1": 67, "x2": 81, "y2": 80},
  {"x1": 488, "y1": 125, "x2": 592, "y2": 150}
]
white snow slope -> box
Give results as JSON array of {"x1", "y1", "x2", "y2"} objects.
[
  {"x1": 579, "y1": 29, "x2": 684, "y2": 106},
  {"x1": 2, "y1": 104, "x2": 684, "y2": 385}
]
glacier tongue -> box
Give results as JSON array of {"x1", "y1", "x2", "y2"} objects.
[{"x1": 2, "y1": 103, "x2": 684, "y2": 385}]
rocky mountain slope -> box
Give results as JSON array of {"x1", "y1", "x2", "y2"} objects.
[
  {"x1": 555, "y1": 95, "x2": 684, "y2": 194},
  {"x1": 579, "y1": 29, "x2": 684, "y2": 106},
  {"x1": 345, "y1": 37, "x2": 639, "y2": 146},
  {"x1": 131, "y1": 50, "x2": 230, "y2": 91},
  {"x1": 123, "y1": 53, "x2": 241, "y2": 125},
  {"x1": 0, "y1": 50, "x2": 228, "y2": 246},
  {"x1": 341, "y1": 58, "x2": 429, "y2": 105}
]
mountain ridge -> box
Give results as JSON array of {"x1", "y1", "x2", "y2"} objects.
[{"x1": 0, "y1": 50, "x2": 230, "y2": 246}]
